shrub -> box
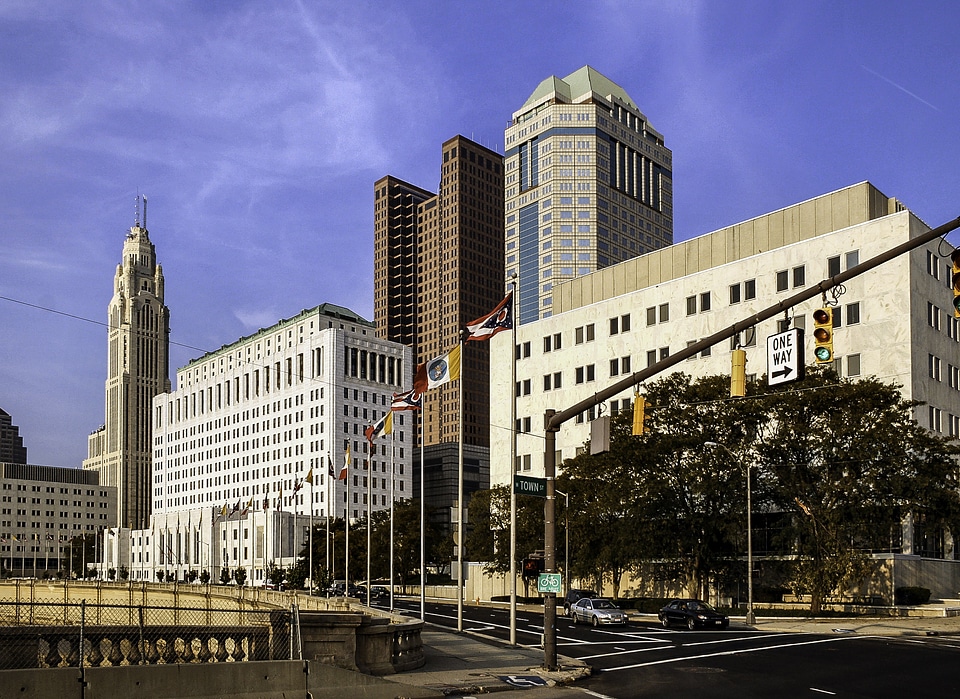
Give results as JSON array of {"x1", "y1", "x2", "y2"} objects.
[{"x1": 895, "y1": 587, "x2": 931, "y2": 606}]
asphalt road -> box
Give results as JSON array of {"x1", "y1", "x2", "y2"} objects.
[{"x1": 385, "y1": 597, "x2": 960, "y2": 698}]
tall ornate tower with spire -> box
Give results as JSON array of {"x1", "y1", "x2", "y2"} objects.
[{"x1": 83, "y1": 197, "x2": 170, "y2": 529}]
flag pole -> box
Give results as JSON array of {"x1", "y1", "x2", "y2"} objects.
[
  {"x1": 457, "y1": 331, "x2": 465, "y2": 632},
  {"x1": 309, "y1": 471, "x2": 314, "y2": 596},
  {"x1": 345, "y1": 444, "x2": 350, "y2": 592},
  {"x1": 366, "y1": 449, "x2": 372, "y2": 607},
  {"x1": 420, "y1": 400, "x2": 426, "y2": 621},
  {"x1": 326, "y1": 456, "x2": 331, "y2": 584},
  {"x1": 389, "y1": 426, "x2": 395, "y2": 610},
  {"x1": 508, "y1": 275, "x2": 519, "y2": 646}
]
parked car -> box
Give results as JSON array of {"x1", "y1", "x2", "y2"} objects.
[
  {"x1": 570, "y1": 597, "x2": 628, "y2": 626},
  {"x1": 563, "y1": 588, "x2": 597, "y2": 615},
  {"x1": 658, "y1": 599, "x2": 729, "y2": 630}
]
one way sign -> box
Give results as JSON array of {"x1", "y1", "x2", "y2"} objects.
[{"x1": 766, "y1": 328, "x2": 805, "y2": 387}]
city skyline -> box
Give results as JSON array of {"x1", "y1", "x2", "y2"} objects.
[{"x1": 3, "y1": 2, "x2": 959, "y2": 468}]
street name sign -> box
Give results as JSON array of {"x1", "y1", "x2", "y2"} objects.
[
  {"x1": 537, "y1": 572, "x2": 562, "y2": 594},
  {"x1": 766, "y1": 327, "x2": 805, "y2": 386},
  {"x1": 514, "y1": 475, "x2": 547, "y2": 498}
]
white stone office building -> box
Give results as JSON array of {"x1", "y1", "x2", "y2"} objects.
[
  {"x1": 504, "y1": 66, "x2": 673, "y2": 324},
  {"x1": 104, "y1": 304, "x2": 414, "y2": 584},
  {"x1": 491, "y1": 181, "x2": 960, "y2": 552},
  {"x1": 1, "y1": 463, "x2": 116, "y2": 577}
]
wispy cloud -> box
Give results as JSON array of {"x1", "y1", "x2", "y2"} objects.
[{"x1": 860, "y1": 63, "x2": 940, "y2": 112}]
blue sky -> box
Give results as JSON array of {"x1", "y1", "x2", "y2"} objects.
[{"x1": 2, "y1": 1, "x2": 958, "y2": 468}]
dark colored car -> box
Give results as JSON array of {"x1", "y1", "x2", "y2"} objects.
[
  {"x1": 570, "y1": 598, "x2": 628, "y2": 626},
  {"x1": 563, "y1": 588, "x2": 597, "y2": 615},
  {"x1": 658, "y1": 599, "x2": 729, "y2": 630}
]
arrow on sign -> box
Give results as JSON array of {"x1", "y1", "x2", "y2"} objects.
[{"x1": 771, "y1": 365, "x2": 793, "y2": 379}]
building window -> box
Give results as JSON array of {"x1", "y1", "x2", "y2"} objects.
[
  {"x1": 659, "y1": 303, "x2": 669, "y2": 322},
  {"x1": 928, "y1": 303, "x2": 942, "y2": 331},
  {"x1": 845, "y1": 250, "x2": 859, "y2": 270},
  {"x1": 730, "y1": 284, "x2": 741, "y2": 304},
  {"x1": 686, "y1": 296, "x2": 697, "y2": 316},
  {"x1": 744, "y1": 279, "x2": 756, "y2": 300},
  {"x1": 646, "y1": 350, "x2": 656, "y2": 367},
  {"x1": 846, "y1": 353, "x2": 861, "y2": 377},
  {"x1": 646, "y1": 306, "x2": 657, "y2": 326},
  {"x1": 700, "y1": 292, "x2": 711, "y2": 312},
  {"x1": 846, "y1": 302, "x2": 861, "y2": 325},
  {"x1": 930, "y1": 405, "x2": 943, "y2": 433},
  {"x1": 929, "y1": 354, "x2": 943, "y2": 382},
  {"x1": 793, "y1": 265, "x2": 806, "y2": 288},
  {"x1": 621, "y1": 314, "x2": 631, "y2": 332},
  {"x1": 610, "y1": 317, "x2": 619, "y2": 335},
  {"x1": 776, "y1": 270, "x2": 789, "y2": 293},
  {"x1": 828, "y1": 255, "x2": 841, "y2": 277}
]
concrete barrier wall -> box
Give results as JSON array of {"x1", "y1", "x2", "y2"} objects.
[{"x1": 0, "y1": 660, "x2": 441, "y2": 699}]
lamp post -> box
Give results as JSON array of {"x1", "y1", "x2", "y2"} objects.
[
  {"x1": 556, "y1": 490, "x2": 570, "y2": 595},
  {"x1": 705, "y1": 441, "x2": 755, "y2": 625}
]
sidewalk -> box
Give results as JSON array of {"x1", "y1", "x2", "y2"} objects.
[{"x1": 382, "y1": 627, "x2": 589, "y2": 697}]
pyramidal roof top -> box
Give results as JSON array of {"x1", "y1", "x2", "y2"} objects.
[{"x1": 517, "y1": 65, "x2": 637, "y2": 114}]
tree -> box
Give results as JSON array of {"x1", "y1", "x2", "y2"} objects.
[
  {"x1": 755, "y1": 368, "x2": 960, "y2": 612},
  {"x1": 118, "y1": 565, "x2": 129, "y2": 581},
  {"x1": 266, "y1": 563, "x2": 286, "y2": 588},
  {"x1": 219, "y1": 568, "x2": 231, "y2": 585},
  {"x1": 199, "y1": 569, "x2": 211, "y2": 585},
  {"x1": 234, "y1": 567, "x2": 247, "y2": 587},
  {"x1": 107, "y1": 568, "x2": 116, "y2": 581},
  {"x1": 466, "y1": 486, "x2": 545, "y2": 594}
]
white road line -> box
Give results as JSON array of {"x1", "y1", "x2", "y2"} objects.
[
  {"x1": 577, "y1": 688, "x2": 618, "y2": 699},
  {"x1": 810, "y1": 688, "x2": 836, "y2": 695},
  {"x1": 579, "y1": 645, "x2": 675, "y2": 660},
  {"x1": 599, "y1": 635, "x2": 861, "y2": 672},
  {"x1": 681, "y1": 633, "x2": 799, "y2": 647}
]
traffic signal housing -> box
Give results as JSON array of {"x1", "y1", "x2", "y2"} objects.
[
  {"x1": 813, "y1": 307, "x2": 834, "y2": 364},
  {"x1": 632, "y1": 393, "x2": 650, "y2": 435},
  {"x1": 951, "y1": 249, "x2": 960, "y2": 318},
  {"x1": 730, "y1": 348, "x2": 746, "y2": 397}
]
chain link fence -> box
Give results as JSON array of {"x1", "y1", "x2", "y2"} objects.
[{"x1": 0, "y1": 596, "x2": 299, "y2": 670}]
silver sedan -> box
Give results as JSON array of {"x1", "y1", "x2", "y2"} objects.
[{"x1": 570, "y1": 597, "x2": 628, "y2": 626}]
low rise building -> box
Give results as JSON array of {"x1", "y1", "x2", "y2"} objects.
[
  {"x1": 1, "y1": 462, "x2": 116, "y2": 577},
  {"x1": 491, "y1": 182, "x2": 959, "y2": 560}
]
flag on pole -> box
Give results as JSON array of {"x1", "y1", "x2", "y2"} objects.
[
  {"x1": 305, "y1": 467, "x2": 314, "y2": 485},
  {"x1": 339, "y1": 445, "x2": 350, "y2": 481},
  {"x1": 414, "y1": 345, "x2": 461, "y2": 391},
  {"x1": 364, "y1": 411, "x2": 393, "y2": 445},
  {"x1": 392, "y1": 387, "x2": 422, "y2": 411},
  {"x1": 465, "y1": 292, "x2": 513, "y2": 340},
  {"x1": 293, "y1": 477, "x2": 303, "y2": 494},
  {"x1": 328, "y1": 455, "x2": 335, "y2": 478}
]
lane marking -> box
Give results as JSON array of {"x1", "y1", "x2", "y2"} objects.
[
  {"x1": 577, "y1": 688, "x2": 618, "y2": 699},
  {"x1": 810, "y1": 689, "x2": 836, "y2": 695},
  {"x1": 579, "y1": 645, "x2": 675, "y2": 660},
  {"x1": 599, "y1": 635, "x2": 861, "y2": 672},
  {"x1": 681, "y1": 633, "x2": 800, "y2": 648}
]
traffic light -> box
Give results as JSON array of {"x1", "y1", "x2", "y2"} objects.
[
  {"x1": 812, "y1": 307, "x2": 834, "y2": 364},
  {"x1": 730, "y1": 348, "x2": 746, "y2": 397},
  {"x1": 951, "y1": 249, "x2": 960, "y2": 318},
  {"x1": 632, "y1": 393, "x2": 650, "y2": 435}
]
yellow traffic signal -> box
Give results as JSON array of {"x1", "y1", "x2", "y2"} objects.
[
  {"x1": 813, "y1": 308, "x2": 834, "y2": 364},
  {"x1": 951, "y1": 250, "x2": 960, "y2": 318},
  {"x1": 730, "y1": 348, "x2": 746, "y2": 397},
  {"x1": 632, "y1": 393, "x2": 650, "y2": 435}
]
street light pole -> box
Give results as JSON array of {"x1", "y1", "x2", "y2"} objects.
[{"x1": 705, "y1": 441, "x2": 755, "y2": 625}]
